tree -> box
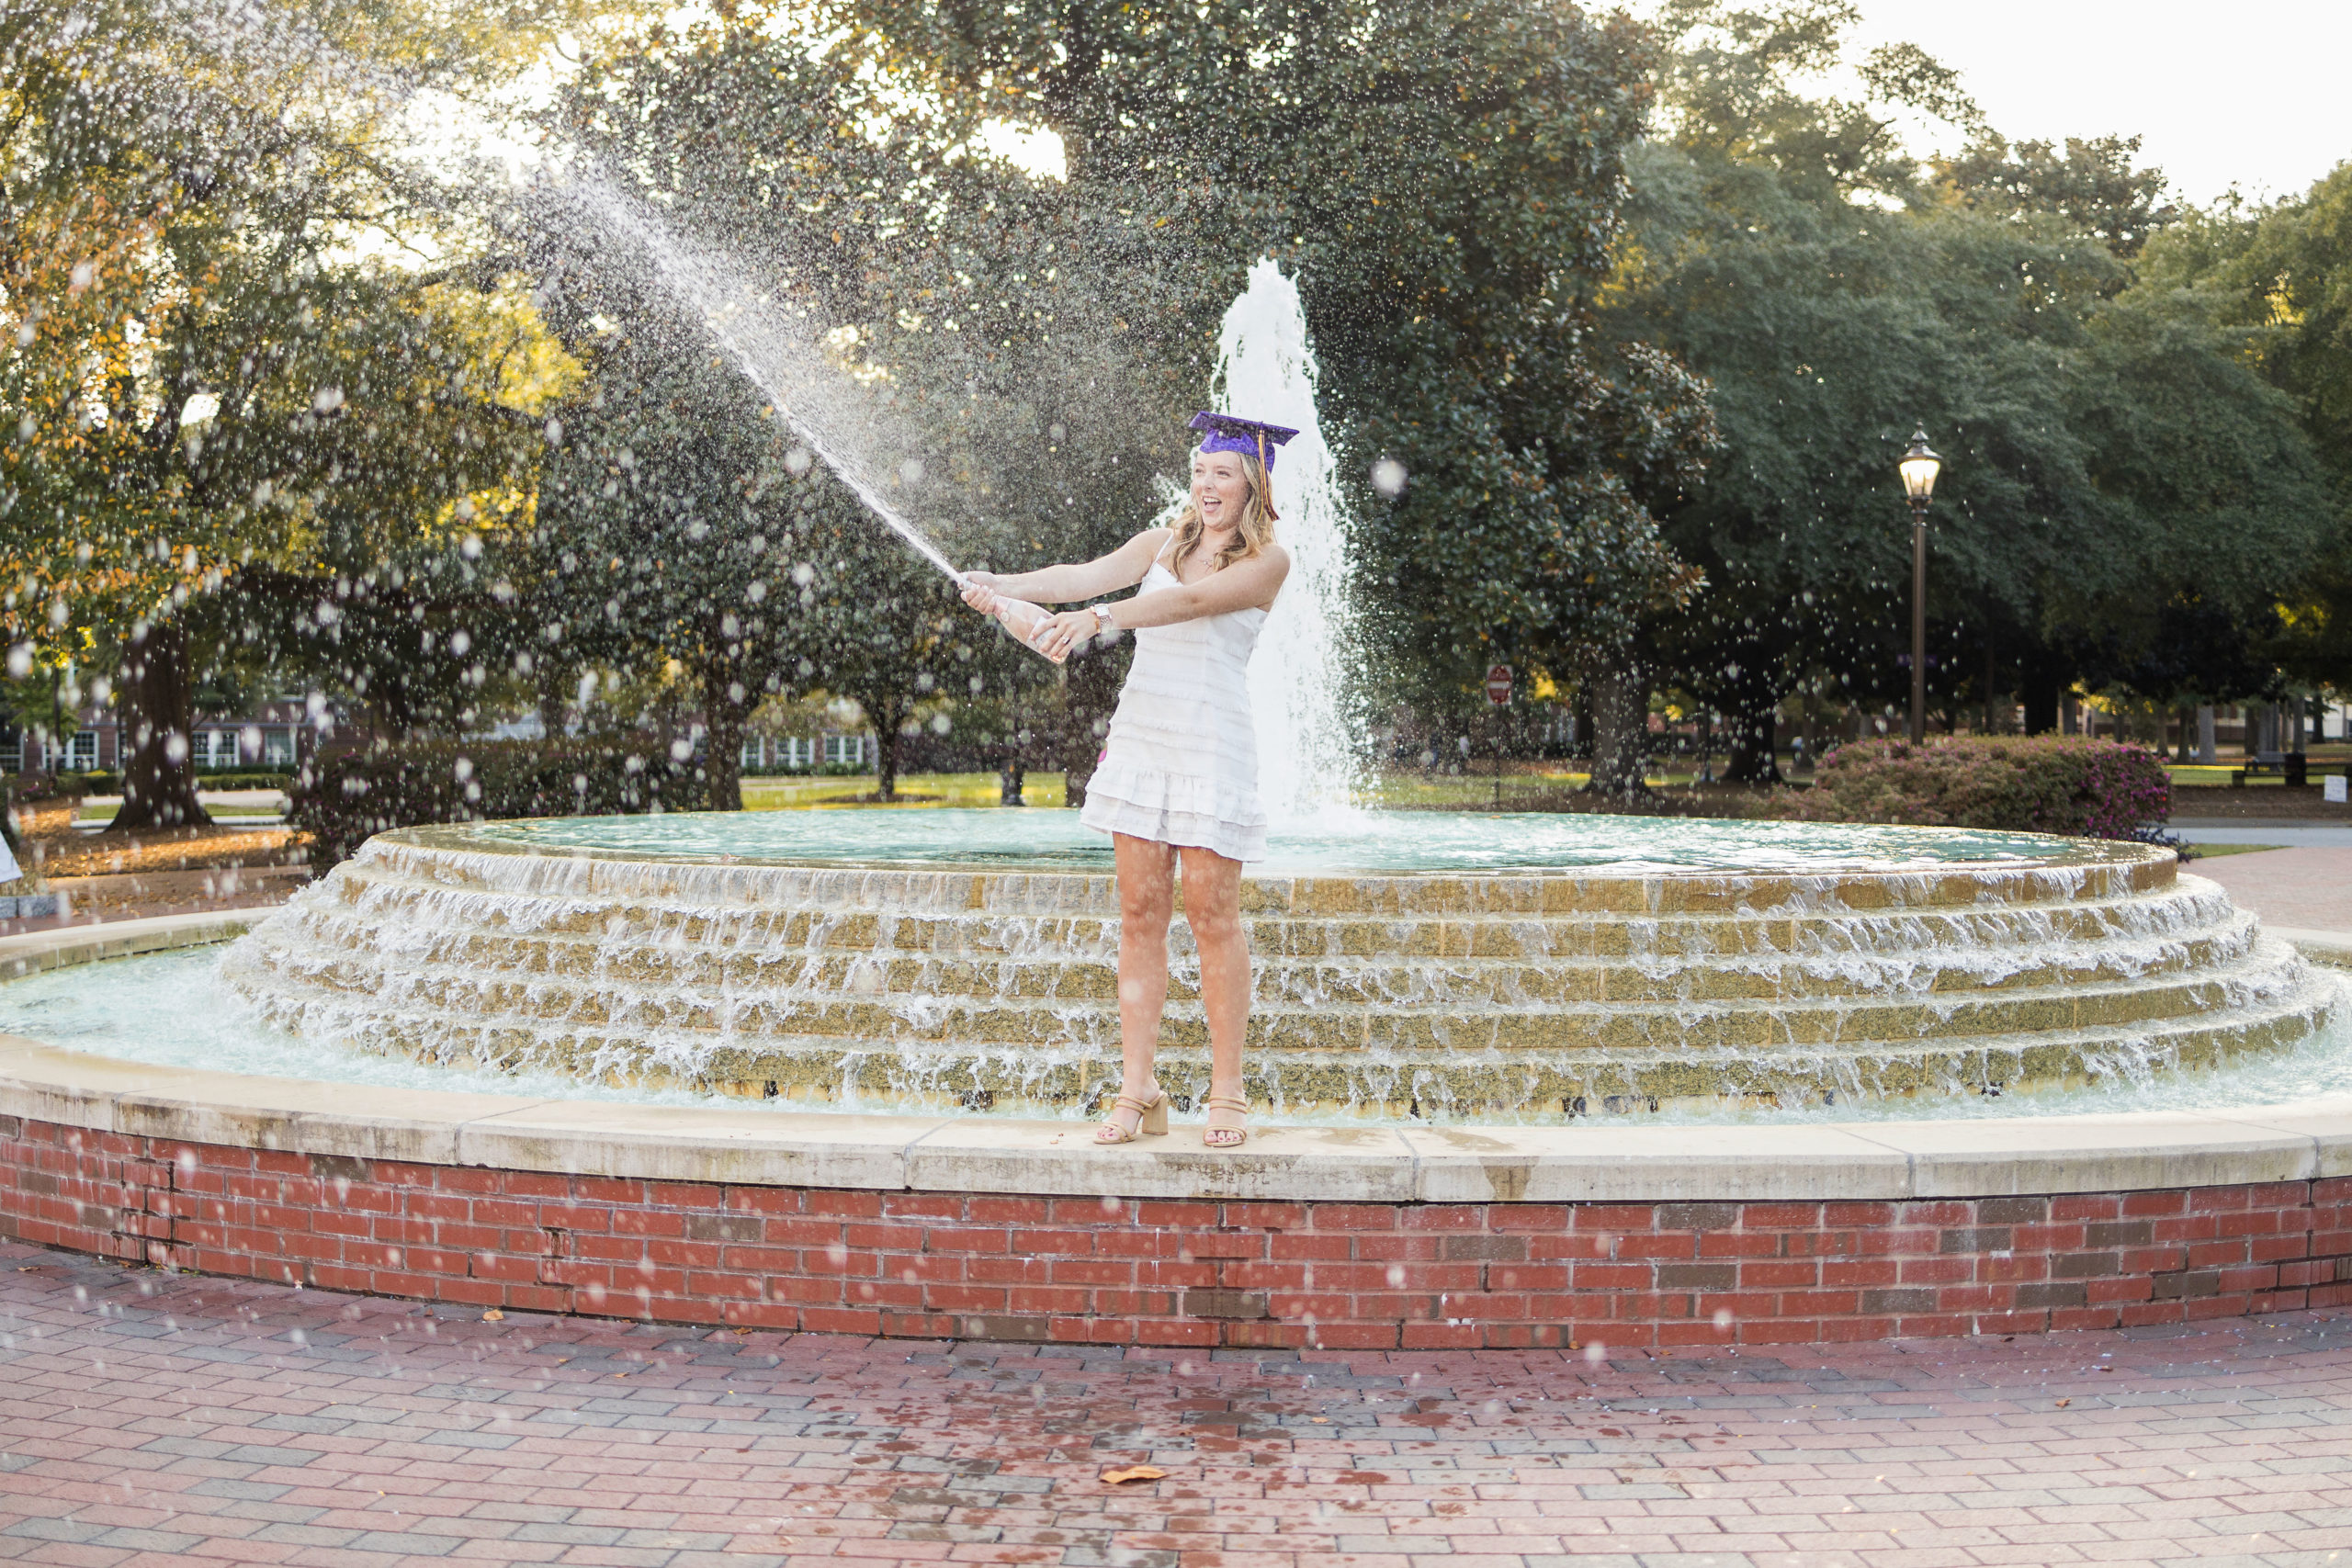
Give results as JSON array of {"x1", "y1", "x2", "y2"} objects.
[
  {"x1": 793, "y1": 0, "x2": 1719, "y2": 736},
  {"x1": 0, "y1": 0, "x2": 601, "y2": 824},
  {"x1": 1609, "y1": 3, "x2": 2335, "y2": 765},
  {"x1": 541, "y1": 6, "x2": 1185, "y2": 804},
  {"x1": 2136, "y1": 165, "x2": 2352, "y2": 695}
]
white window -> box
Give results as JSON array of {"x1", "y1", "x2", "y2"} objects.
[
  {"x1": 824, "y1": 734, "x2": 865, "y2": 766},
  {"x1": 56, "y1": 731, "x2": 97, "y2": 771},
  {"x1": 740, "y1": 737, "x2": 764, "y2": 769},
  {"x1": 263, "y1": 729, "x2": 295, "y2": 767}
]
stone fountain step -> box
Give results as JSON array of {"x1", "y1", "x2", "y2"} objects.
[
  {"x1": 225, "y1": 829, "x2": 2334, "y2": 1111},
  {"x1": 364, "y1": 829, "x2": 2176, "y2": 916},
  {"x1": 320, "y1": 860, "x2": 2232, "y2": 960},
  {"x1": 219, "y1": 959, "x2": 2339, "y2": 1115},
  {"x1": 225, "y1": 921, "x2": 2311, "y2": 1052},
  {"x1": 262, "y1": 896, "x2": 2262, "y2": 1005}
]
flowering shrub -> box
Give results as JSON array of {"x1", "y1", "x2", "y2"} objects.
[
  {"x1": 293, "y1": 738, "x2": 706, "y2": 872},
  {"x1": 1785, "y1": 735, "x2": 2171, "y2": 839}
]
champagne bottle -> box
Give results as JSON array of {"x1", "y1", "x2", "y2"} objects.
[{"x1": 989, "y1": 596, "x2": 1069, "y2": 665}]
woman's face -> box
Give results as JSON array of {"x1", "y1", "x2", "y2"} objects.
[{"x1": 1191, "y1": 450, "x2": 1250, "y2": 529}]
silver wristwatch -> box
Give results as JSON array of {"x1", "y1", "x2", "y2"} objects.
[{"x1": 1091, "y1": 604, "x2": 1117, "y2": 632}]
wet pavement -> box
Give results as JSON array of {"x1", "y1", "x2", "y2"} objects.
[{"x1": 1, "y1": 1240, "x2": 2348, "y2": 1566}]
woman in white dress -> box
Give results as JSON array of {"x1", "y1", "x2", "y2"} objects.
[{"x1": 960, "y1": 412, "x2": 1294, "y2": 1148}]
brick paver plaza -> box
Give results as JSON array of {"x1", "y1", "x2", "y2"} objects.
[{"x1": 2, "y1": 1239, "x2": 2347, "y2": 1567}]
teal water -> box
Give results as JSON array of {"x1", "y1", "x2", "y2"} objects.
[{"x1": 477, "y1": 808, "x2": 2122, "y2": 874}]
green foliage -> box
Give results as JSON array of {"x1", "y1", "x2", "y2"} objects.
[
  {"x1": 1787, "y1": 735, "x2": 2171, "y2": 838},
  {"x1": 781, "y1": 0, "x2": 1719, "y2": 701},
  {"x1": 0, "y1": 0, "x2": 598, "y2": 824},
  {"x1": 536, "y1": 8, "x2": 1145, "y2": 800},
  {"x1": 1939, "y1": 134, "x2": 2177, "y2": 259},
  {"x1": 6, "y1": 770, "x2": 118, "y2": 800},
  {"x1": 290, "y1": 738, "x2": 705, "y2": 872},
  {"x1": 1613, "y1": 5, "x2": 2335, "y2": 755},
  {"x1": 2136, "y1": 164, "x2": 2352, "y2": 692}
]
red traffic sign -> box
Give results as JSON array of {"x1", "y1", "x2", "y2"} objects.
[{"x1": 1484, "y1": 663, "x2": 1513, "y2": 705}]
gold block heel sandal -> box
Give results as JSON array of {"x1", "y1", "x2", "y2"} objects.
[
  {"x1": 1202, "y1": 1094, "x2": 1250, "y2": 1149},
  {"x1": 1095, "y1": 1089, "x2": 1169, "y2": 1145}
]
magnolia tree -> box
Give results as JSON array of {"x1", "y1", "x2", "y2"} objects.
[{"x1": 0, "y1": 0, "x2": 611, "y2": 825}]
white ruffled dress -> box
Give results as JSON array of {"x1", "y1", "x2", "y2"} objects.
[{"x1": 1079, "y1": 557, "x2": 1270, "y2": 863}]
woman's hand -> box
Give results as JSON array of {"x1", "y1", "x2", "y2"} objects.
[
  {"x1": 960, "y1": 572, "x2": 1005, "y2": 616},
  {"x1": 1032, "y1": 608, "x2": 1100, "y2": 660}
]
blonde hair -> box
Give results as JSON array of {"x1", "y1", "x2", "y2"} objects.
[{"x1": 1170, "y1": 447, "x2": 1278, "y2": 574}]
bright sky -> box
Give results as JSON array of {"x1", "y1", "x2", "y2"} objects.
[{"x1": 1844, "y1": 0, "x2": 2351, "y2": 206}]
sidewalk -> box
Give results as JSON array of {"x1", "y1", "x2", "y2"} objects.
[
  {"x1": 2191, "y1": 844, "x2": 2352, "y2": 933},
  {"x1": 0, "y1": 1239, "x2": 2346, "y2": 1566}
]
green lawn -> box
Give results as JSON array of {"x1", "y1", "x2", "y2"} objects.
[{"x1": 740, "y1": 773, "x2": 1068, "y2": 809}]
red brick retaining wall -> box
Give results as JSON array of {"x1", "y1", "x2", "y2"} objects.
[{"x1": 6, "y1": 1113, "x2": 2350, "y2": 1347}]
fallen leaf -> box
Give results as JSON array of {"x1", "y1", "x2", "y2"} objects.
[
  {"x1": 481, "y1": 1309, "x2": 504, "y2": 1322},
  {"x1": 1099, "y1": 1464, "x2": 1167, "y2": 1485},
  {"x1": 1310, "y1": 1417, "x2": 1329, "y2": 1424},
  {"x1": 2055, "y1": 1398, "x2": 2071, "y2": 1408}
]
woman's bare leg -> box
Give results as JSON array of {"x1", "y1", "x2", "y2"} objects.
[
  {"x1": 1108, "y1": 832, "x2": 1177, "y2": 1133},
  {"x1": 1179, "y1": 846, "x2": 1250, "y2": 1127}
]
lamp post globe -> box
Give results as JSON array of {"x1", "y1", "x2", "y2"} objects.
[{"x1": 1899, "y1": 428, "x2": 1940, "y2": 744}]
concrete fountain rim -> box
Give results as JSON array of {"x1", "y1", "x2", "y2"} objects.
[{"x1": 2, "y1": 908, "x2": 2348, "y2": 1205}]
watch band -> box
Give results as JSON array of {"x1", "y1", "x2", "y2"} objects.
[{"x1": 1092, "y1": 604, "x2": 1117, "y2": 631}]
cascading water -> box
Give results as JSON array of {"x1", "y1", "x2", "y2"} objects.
[
  {"x1": 1216, "y1": 260, "x2": 1364, "y2": 820},
  {"x1": 200, "y1": 818, "x2": 2344, "y2": 1122}
]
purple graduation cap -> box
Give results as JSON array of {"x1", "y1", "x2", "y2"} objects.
[{"x1": 1190, "y1": 411, "x2": 1300, "y2": 471}]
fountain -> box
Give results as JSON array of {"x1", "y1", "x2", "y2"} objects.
[
  {"x1": 200, "y1": 266, "x2": 2338, "y2": 1118},
  {"x1": 1224, "y1": 259, "x2": 1364, "y2": 818},
  {"x1": 3, "y1": 259, "x2": 2347, "y2": 1351},
  {"x1": 215, "y1": 813, "x2": 2332, "y2": 1117}
]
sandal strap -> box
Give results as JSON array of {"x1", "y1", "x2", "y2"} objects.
[
  {"x1": 1203, "y1": 1094, "x2": 1250, "y2": 1113},
  {"x1": 1109, "y1": 1093, "x2": 1156, "y2": 1114}
]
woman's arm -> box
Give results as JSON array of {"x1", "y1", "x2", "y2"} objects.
[
  {"x1": 962, "y1": 528, "x2": 1167, "y2": 610},
  {"x1": 1029, "y1": 546, "x2": 1291, "y2": 658}
]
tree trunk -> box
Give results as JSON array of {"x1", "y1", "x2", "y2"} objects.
[
  {"x1": 2022, "y1": 678, "x2": 2059, "y2": 736},
  {"x1": 1983, "y1": 642, "x2": 2000, "y2": 735},
  {"x1": 701, "y1": 668, "x2": 745, "y2": 811},
  {"x1": 110, "y1": 619, "x2": 211, "y2": 831},
  {"x1": 1058, "y1": 637, "x2": 1125, "y2": 808},
  {"x1": 1722, "y1": 692, "x2": 1781, "y2": 784},
  {"x1": 1581, "y1": 651, "x2": 1650, "y2": 797},
  {"x1": 874, "y1": 707, "x2": 904, "y2": 802}
]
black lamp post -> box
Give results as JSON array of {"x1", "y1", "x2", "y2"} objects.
[{"x1": 1898, "y1": 428, "x2": 1942, "y2": 744}]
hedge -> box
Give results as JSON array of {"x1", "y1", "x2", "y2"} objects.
[
  {"x1": 196, "y1": 771, "x2": 295, "y2": 791},
  {"x1": 6, "y1": 770, "x2": 119, "y2": 799},
  {"x1": 292, "y1": 738, "x2": 707, "y2": 872},
  {"x1": 1780, "y1": 735, "x2": 2171, "y2": 839}
]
